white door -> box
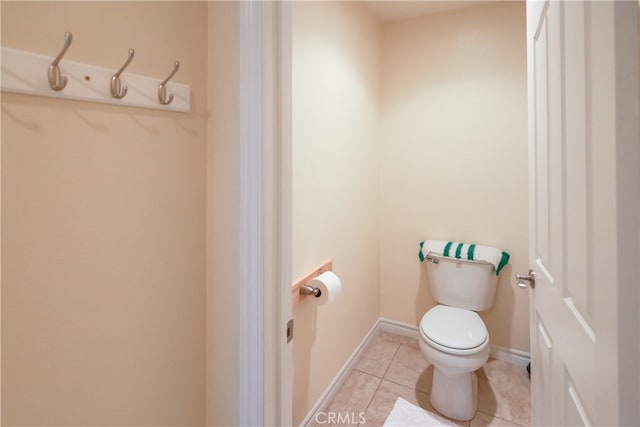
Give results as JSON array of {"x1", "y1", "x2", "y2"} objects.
[{"x1": 525, "y1": 1, "x2": 639, "y2": 425}]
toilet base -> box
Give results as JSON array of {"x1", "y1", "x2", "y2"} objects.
[{"x1": 430, "y1": 367, "x2": 478, "y2": 421}]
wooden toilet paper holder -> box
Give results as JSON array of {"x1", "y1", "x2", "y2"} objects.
[{"x1": 291, "y1": 259, "x2": 332, "y2": 307}]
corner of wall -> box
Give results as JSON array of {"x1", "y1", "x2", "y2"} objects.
[{"x1": 206, "y1": 2, "x2": 241, "y2": 426}]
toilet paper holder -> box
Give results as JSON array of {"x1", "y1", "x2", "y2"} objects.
[
  {"x1": 292, "y1": 259, "x2": 332, "y2": 307},
  {"x1": 299, "y1": 283, "x2": 322, "y2": 298}
]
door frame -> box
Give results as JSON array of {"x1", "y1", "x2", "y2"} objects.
[
  {"x1": 240, "y1": 0, "x2": 639, "y2": 425},
  {"x1": 238, "y1": 1, "x2": 292, "y2": 426}
]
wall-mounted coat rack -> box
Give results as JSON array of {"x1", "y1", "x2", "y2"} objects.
[{"x1": 1, "y1": 33, "x2": 190, "y2": 113}]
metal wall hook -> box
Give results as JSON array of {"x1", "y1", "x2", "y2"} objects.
[
  {"x1": 158, "y1": 60, "x2": 179, "y2": 105},
  {"x1": 111, "y1": 48, "x2": 135, "y2": 99},
  {"x1": 48, "y1": 32, "x2": 73, "y2": 91}
]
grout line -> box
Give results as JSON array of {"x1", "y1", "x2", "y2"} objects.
[
  {"x1": 381, "y1": 336, "x2": 431, "y2": 396},
  {"x1": 357, "y1": 330, "x2": 529, "y2": 427},
  {"x1": 475, "y1": 409, "x2": 528, "y2": 426},
  {"x1": 352, "y1": 332, "x2": 401, "y2": 380},
  {"x1": 381, "y1": 376, "x2": 430, "y2": 396},
  {"x1": 359, "y1": 342, "x2": 402, "y2": 426},
  {"x1": 380, "y1": 343, "x2": 401, "y2": 380},
  {"x1": 360, "y1": 375, "x2": 383, "y2": 424},
  {"x1": 353, "y1": 366, "x2": 384, "y2": 379},
  {"x1": 356, "y1": 369, "x2": 381, "y2": 381}
]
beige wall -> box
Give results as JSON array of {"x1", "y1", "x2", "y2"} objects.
[
  {"x1": 1, "y1": 2, "x2": 207, "y2": 425},
  {"x1": 379, "y1": 2, "x2": 530, "y2": 351},
  {"x1": 1, "y1": 1, "x2": 531, "y2": 424},
  {"x1": 206, "y1": 2, "x2": 240, "y2": 426},
  {"x1": 292, "y1": 2, "x2": 529, "y2": 422},
  {"x1": 292, "y1": 2, "x2": 381, "y2": 424}
]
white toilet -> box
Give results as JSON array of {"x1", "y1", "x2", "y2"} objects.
[{"x1": 418, "y1": 253, "x2": 498, "y2": 421}]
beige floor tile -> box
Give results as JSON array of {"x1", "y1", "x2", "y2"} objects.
[
  {"x1": 383, "y1": 341, "x2": 433, "y2": 393},
  {"x1": 309, "y1": 415, "x2": 354, "y2": 427},
  {"x1": 310, "y1": 422, "x2": 352, "y2": 427},
  {"x1": 324, "y1": 370, "x2": 382, "y2": 421},
  {"x1": 378, "y1": 330, "x2": 416, "y2": 345},
  {"x1": 354, "y1": 331, "x2": 403, "y2": 378},
  {"x1": 362, "y1": 379, "x2": 430, "y2": 424},
  {"x1": 477, "y1": 359, "x2": 530, "y2": 426},
  {"x1": 362, "y1": 379, "x2": 467, "y2": 426},
  {"x1": 383, "y1": 331, "x2": 419, "y2": 347},
  {"x1": 471, "y1": 412, "x2": 523, "y2": 426},
  {"x1": 321, "y1": 332, "x2": 531, "y2": 427}
]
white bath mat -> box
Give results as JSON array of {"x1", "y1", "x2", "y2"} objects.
[{"x1": 383, "y1": 397, "x2": 454, "y2": 426}]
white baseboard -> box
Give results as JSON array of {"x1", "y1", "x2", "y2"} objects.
[
  {"x1": 299, "y1": 317, "x2": 531, "y2": 426},
  {"x1": 489, "y1": 344, "x2": 531, "y2": 367},
  {"x1": 299, "y1": 318, "x2": 382, "y2": 427},
  {"x1": 377, "y1": 317, "x2": 420, "y2": 339}
]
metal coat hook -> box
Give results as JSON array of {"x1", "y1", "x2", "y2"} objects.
[
  {"x1": 158, "y1": 60, "x2": 179, "y2": 105},
  {"x1": 48, "y1": 32, "x2": 73, "y2": 91},
  {"x1": 111, "y1": 49, "x2": 135, "y2": 99}
]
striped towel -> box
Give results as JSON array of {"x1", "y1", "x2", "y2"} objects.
[{"x1": 418, "y1": 239, "x2": 510, "y2": 276}]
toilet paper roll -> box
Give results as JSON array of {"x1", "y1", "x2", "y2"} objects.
[{"x1": 308, "y1": 271, "x2": 342, "y2": 305}]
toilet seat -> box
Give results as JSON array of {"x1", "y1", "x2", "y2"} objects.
[{"x1": 420, "y1": 305, "x2": 488, "y2": 356}]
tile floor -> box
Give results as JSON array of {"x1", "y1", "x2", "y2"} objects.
[{"x1": 315, "y1": 330, "x2": 530, "y2": 427}]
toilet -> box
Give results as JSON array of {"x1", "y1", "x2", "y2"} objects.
[{"x1": 418, "y1": 253, "x2": 498, "y2": 421}]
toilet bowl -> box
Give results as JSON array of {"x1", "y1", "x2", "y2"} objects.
[
  {"x1": 419, "y1": 304, "x2": 490, "y2": 421},
  {"x1": 418, "y1": 247, "x2": 503, "y2": 421}
]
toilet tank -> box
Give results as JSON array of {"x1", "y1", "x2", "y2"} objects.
[{"x1": 425, "y1": 254, "x2": 498, "y2": 311}]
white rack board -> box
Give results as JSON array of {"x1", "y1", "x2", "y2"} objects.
[{"x1": 1, "y1": 47, "x2": 190, "y2": 113}]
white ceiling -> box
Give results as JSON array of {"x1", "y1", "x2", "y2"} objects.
[{"x1": 361, "y1": 1, "x2": 487, "y2": 22}]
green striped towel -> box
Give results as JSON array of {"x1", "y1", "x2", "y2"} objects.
[{"x1": 418, "y1": 239, "x2": 510, "y2": 276}]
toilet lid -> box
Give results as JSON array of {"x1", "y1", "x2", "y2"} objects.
[{"x1": 420, "y1": 305, "x2": 488, "y2": 350}]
